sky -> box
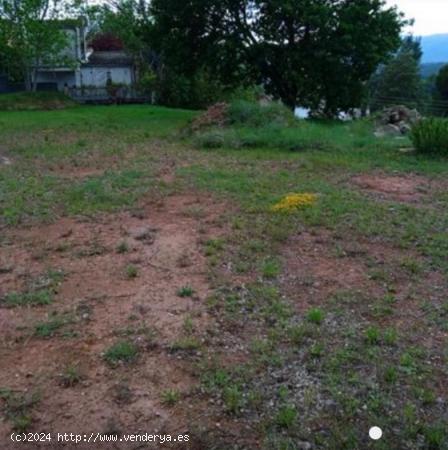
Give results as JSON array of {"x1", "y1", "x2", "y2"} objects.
[{"x1": 386, "y1": 0, "x2": 448, "y2": 36}]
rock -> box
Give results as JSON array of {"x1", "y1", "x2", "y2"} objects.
[
  {"x1": 129, "y1": 226, "x2": 156, "y2": 243},
  {"x1": 375, "y1": 105, "x2": 422, "y2": 137},
  {"x1": 398, "y1": 121, "x2": 412, "y2": 135},
  {"x1": 374, "y1": 124, "x2": 402, "y2": 137},
  {"x1": 0, "y1": 156, "x2": 12, "y2": 166},
  {"x1": 297, "y1": 442, "x2": 312, "y2": 450}
]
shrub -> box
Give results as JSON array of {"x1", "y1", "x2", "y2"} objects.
[
  {"x1": 227, "y1": 100, "x2": 294, "y2": 128},
  {"x1": 410, "y1": 118, "x2": 448, "y2": 155},
  {"x1": 196, "y1": 130, "x2": 226, "y2": 149}
]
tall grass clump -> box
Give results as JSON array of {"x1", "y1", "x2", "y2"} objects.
[
  {"x1": 411, "y1": 118, "x2": 448, "y2": 156},
  {"x1": 227, "y1": 100, "x2": 295, "y2": 128}
]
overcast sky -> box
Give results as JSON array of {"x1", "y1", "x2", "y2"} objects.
[{"x1": 386, "y1": 0, "x2": 448, "y2": 35}]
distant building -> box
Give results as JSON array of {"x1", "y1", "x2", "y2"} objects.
[
  {"x1": 32, "y1": 19, "x2": 136, "y2": 95},
  {"x1": 80, "y1": 51, "x2": 136, "y2": 88}
]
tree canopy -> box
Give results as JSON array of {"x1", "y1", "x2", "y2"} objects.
[
  {"x1": 0, "y1": 0, "x2": 77, "y2": 90},
  {"x1": 149, "y1": 0, "x2": 405, "y2": 113},
  {"x1": 369, "y1": 35, "x2": 425, "y2": 111}
]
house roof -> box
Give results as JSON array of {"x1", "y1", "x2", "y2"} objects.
[{"x1": 82, "y1": 51, "x2": 134, "y2": 68}]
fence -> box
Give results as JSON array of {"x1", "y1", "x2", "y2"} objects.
[
  {"x1": 370, "y1": 95, "x2": 448, "y2": 117},
  {"x1": 68, "y1": 86, "x2": 151, "y2": 104}
]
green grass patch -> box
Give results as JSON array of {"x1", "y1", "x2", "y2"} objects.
[
  {"x1": 104, "y1": 341, "x2": 139, "y2": 366},
  {"x1": 0, "y1": 91, "x2": 76, "y2": 111}
]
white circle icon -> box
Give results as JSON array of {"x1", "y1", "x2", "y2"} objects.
[{"x1": 369, "y1": 426, "x2": 383, "y2": 440}]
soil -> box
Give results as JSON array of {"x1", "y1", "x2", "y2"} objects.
[
  {"x1": 0, "y1": 193, "x2": 227, "y2": 449},
  {"x1": 352, "y1": 173, "x2": 429, "y2": 203}
]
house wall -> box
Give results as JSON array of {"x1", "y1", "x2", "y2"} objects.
[
  {"x1": 80, "y1": 67, "x2": 134, "y2": 87},
  {"x1": 34, "y1": 71, "x2": 77, "y2": 91}
]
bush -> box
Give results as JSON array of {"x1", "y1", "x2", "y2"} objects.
[
  {"x1": 157, "y1": 69, "x2": 226, "y2": 109},
  {"x1": 410, "y1": 118, "x2": 448, "y2": 155},
  {"x1": 227, "y1": 100, "x2": 294, "y2": 128}
]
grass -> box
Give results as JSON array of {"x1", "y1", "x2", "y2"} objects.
[
  {"x1": 0, "y1": 388, "x2": 40, "y2": 432},
  {"x1": 177, "y1": 285, "x2": 195, "y2": 298},
  {"x1": 59, "y1": 364, "x2": 83, "y2": 388},
  {"x1": 161, "y1": 389, "x2": 181, "y2": 406},
  {"x1": 306, "y1": 308, "x2": 325, "y2": 325},
  {"x1": 104, "y1": 341, "x2": 139, "y2": 366},
  {"x1": 2, "y1": 103, "x2": 448, "y2": 449},
  {"x1": 125, "y1": 264, "x2": 138, "y2": 279},
  {"x1": 34, "y1": 316, "x2": 70, "y2": 338},
  {"x1": 2, "y1": 289, "x2": 53, "y2": 307},
  {"x1": 0, "y1": 91, "x2": 76, "y2": 111}
]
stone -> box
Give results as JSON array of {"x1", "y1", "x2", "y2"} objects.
[
  {"x1": 375, "y1": 105, "x2": 422, "y2": 137},
  {"x1": 0, "y1": 156, "x2": 12, "y2": 166},
  {"x1": 374, "y1": 124, "x2": 401, "y2": 137},
  {"x1": 129, "y1": 226, "x2": 156, "y2": 243},
  {"x1": 398, "y1": 121, "x2": 412, "y2": 135}
]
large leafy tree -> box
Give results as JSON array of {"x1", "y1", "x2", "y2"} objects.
[
  {"x1": 151, "y1": 0, "x2": 405, "y2": 114},
  {"x1": 0, "y1": 0, "x2": 76, "y2": 90}
]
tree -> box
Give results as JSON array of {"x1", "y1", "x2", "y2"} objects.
[
  {"x1": 90, "y1": 0, "x2": 156, "y2": 74},
  {"x1": 0, "y1": 0, "x2": 76, "y2": 91},
  {"x1": 90, "y1": 33, "x2": 124, "y2": 51},
  {"x1": 435, "y1": 65, "x2": 448, "y2": 101},
  {"x1": 151, "y1": 0, "x2": 405, "y2": 114},
  {"x1": 369, "y1": 36, "x2": 425, "y2": 111}
]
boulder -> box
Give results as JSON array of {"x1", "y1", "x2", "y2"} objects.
[
  {"x1": 375, "y1": 105, "x2": 422, "y2": 137},
  {"x1": 374, "y1": 124, "x2": 402, "y2": 138}
]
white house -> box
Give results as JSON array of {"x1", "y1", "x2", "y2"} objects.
[
  {"x1": 80, "y1": 51, "x2": 136, "y2": 88},
  {"x1": 33, "y1": 19, "x2": 136, "y2": 93}
]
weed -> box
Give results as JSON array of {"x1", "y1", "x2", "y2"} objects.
[
  {"x1": 104, "y1": 341, "x2": 139, "y2": 366},
  {"x1": 183, "y1": 316, "x2": 194, "y2": 334},
  {"x1": 287, "y1": 323, "x2": 316, "y2": 345},
  {"x1": 261, "y1": 259, "x2": 281, "y2": 279},
  {"x1": 310, "y1": 342, "x2": 325, "y2": 358},
  {"x1": 177, "y1": 285, "x2": 195, "y2": 298},
  {"x1": 116, "y1": 240, "x2": 129, "y2": 254},
  {"x1": 34, "y1": 316, "x2": 69, "y2": 338},
  {"x1": 383, "y1": 327, "x2": 398, "y2": 346},
  {"x1": 2, "y1": 289, "x2": 53, "y2": 307},
  {"x1": 365, "y1": 326, "x2": 381, "y2": 345},
  {"x1": 59, "y1": 364, "x2": 83, "y2": 388},
  {"x1": 204, "y1": 238, "x2": 224, "y2": 256},
  {"x1": 161, "y1": 389, "x2": 180, "y2": 406},
  {"x1": 383, "y1": 366, "x2": 398, "y2": 384},
  {"x1": 170, "y1": 336, "x2": 200, "y2": 352},
  {"x1": 400, "y1": 257, "x2": 423, "y2": 274},
  {"x1": 0, "y1": 388, "x2": 40, "y2": 432},
  {"x1": 306, "y1": 308, "x2": 325, "y2": 325},
  {"x1": 125, "y1": 265, "x2": 138, "y2": 279},
  {"x1": 223, "y1": 385, "x2": 243, "y2": 415},
  {"x1": 275, "y1": 405, "x2": 297, "y2": 429}
]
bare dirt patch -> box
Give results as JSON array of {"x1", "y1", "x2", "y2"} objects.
[
  {"x1": 281, "y1": 230, "x2": 381, "y2": 311},
  {"x1": 352, "y1": 173, "x2": 429, "y2": 202},
  {"x1": 0, "y1": 193, "x2": 227, "y2": 447}
]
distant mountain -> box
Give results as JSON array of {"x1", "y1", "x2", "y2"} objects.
[
  {"x1": 420, "y1": 62, "x2": 446, "y2": 79},
  {"x1": 420, "y1": 34, "x2": 448, "y2": 64}
]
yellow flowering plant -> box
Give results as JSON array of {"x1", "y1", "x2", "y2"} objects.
[{"x1": 271, "y1": 193, "x2": 317, "y2": 213}]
